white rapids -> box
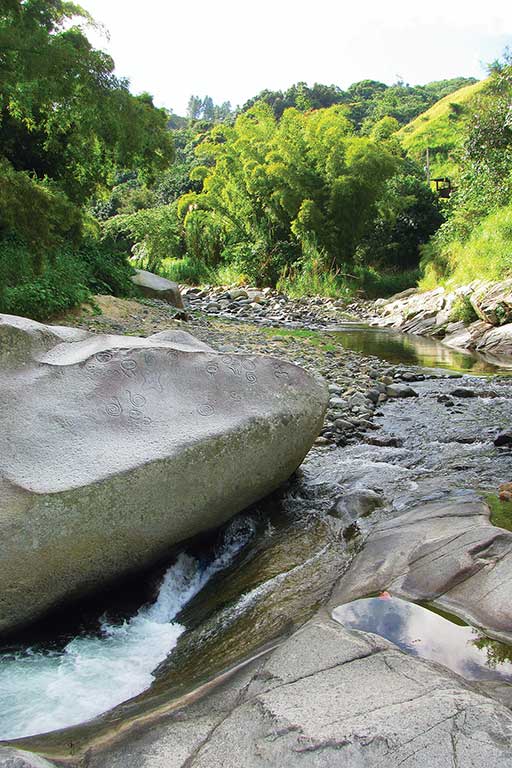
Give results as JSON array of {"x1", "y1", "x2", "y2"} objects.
[{"x1": 0, "y1": 518, "x2": 253, "y2": 740}]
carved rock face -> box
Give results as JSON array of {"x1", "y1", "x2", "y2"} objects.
[{"x1": 0, "y1": 314, "x2": 327, "y2": 636}]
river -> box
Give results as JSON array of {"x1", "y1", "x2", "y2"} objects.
[{"x1": 2, "y1": 323, "x2": 512, "y2": 754}]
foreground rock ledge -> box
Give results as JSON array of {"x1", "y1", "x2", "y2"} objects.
[
  {"x1": 0, "y1": 314, "x2": 327, "y2": 636},
  {"x1": 10, "y1": 617, "x2": 512, "y2": 767}
]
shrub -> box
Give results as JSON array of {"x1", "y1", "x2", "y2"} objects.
[
  {"x1": 355, "y1": 265, "x2": 420, "y2": 298},
  {"x1": 103, "y1": 204, "x2": 182, "y2": 273},
  {"x1": 449, "y1": 295, "x2": 478, "y2": 324},
  {"x1": 1, "y1": 250, "x2": 90, "y2": 320},
  {"x1": 0, "y1": 235, "x2": 135, "y2": 320},
  {"x1": 160, "y1": 256, "x2": 214, "y2": 285},
  {"x1": 0, "y1": 160, "x2": 82, "y2": 258},
  {"x1": 78, "y1": 238, "x2": 135, "y2": 296}
]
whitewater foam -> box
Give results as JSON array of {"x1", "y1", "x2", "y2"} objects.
[{"x1": 0, "y1": 517, "x2": 253, "y2": 739}]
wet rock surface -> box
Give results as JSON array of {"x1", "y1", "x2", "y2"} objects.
[
  {"x1": 80, "y1": 617, "x2": 512, "y2": 768},
  {"x1": 331, "y1": 495, "x2": 512, "y2": 643}
]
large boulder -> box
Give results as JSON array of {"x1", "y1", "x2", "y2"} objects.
[
  {"x1": 470, "y1": 279, "x2": 512, "y2": 326},
  {"x1": 0, "y1": 314, "x2": 327, "y2": 636},
  {"x1": 130, "y1": 269, "x2": 185, "y2": 310}
]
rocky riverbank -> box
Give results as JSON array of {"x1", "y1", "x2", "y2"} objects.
[
  {"x1": 370, "y1": 279, "x2": 512, "y2": 362},
  {"x1": 175, "y1": 278, "x2": 512, "y2": 365},
  {"x1": 3, "y1": 293, "x2": 512, "y2": 767},
  {"x1": 62, "y1": 294, "x2": 458, "y2": 449}
]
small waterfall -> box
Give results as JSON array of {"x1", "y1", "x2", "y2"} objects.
[{"x1": 0, "y1": 517, "x2": 254, "y2": 740}]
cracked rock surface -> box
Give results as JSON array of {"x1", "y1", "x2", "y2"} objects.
[{"x1": 80, "y1": 616, "x2": 512, "y2": 767}]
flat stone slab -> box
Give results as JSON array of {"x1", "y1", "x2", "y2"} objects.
[
  {"x1": 130, "y1": 269, "x2": 184, "y2": 310},
  {"x1": 330, "y1": 495, "x2": 512, "y2": 642},
  {"x1": 0, "y1": 314, "x2": 327, "y2": 636},
  {"x1": 57, "y1": 616, "x2": 512, "y2": 767}
]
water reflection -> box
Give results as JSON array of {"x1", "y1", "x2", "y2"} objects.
[
  {"x1": 330, "y1": 324, "x2": 512, "y2": 374},
  {"x1": 332, "y1": 595, "x2": 512, "y2": 683}
]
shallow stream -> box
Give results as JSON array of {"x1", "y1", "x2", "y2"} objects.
[
  {"x1": 333, "y1": 595, "x2": 512, "y2": 684},
  {"x1": 330, "y1": 323, "x2": 512, "y2": 374},
  {"x1": 2, "y1": 324, "x2": 512, "y2": 751}
]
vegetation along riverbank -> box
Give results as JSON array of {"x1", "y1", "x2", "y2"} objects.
[{"x1": 2, "y1": 1, "x2": 512, "y2": 766}]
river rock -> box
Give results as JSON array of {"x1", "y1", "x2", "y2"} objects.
[
  {"x1": 385, "y1": 383, "x2": 418, "y2": 398},
  {"x1": 477, "y1": 323, "x2": 512, "y2": 358},
  {"x1": 370, "y1": 281, "x2": 512, "y2": 362},
  {"x1": 330, "y1": 488, "x2": 384, "y2": 522},
  {"x1": 0, "y1": 314, "x2": 327, "y2": 636},
  {"x1": 495, "y1": 432, "x2": 512, "y2": 447},
  {"x1": 331, "y1": 495, "x2": 512, "y2": 643},
  {"x1": 470, "y1": 279, "x2": 512, "y2": 326},
  {"x1": 130, "y1": 269, "x2": 185, "y2": 310}
]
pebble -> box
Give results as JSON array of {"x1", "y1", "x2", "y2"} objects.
[
  {"x1": 495, "y1": 432, "x2": 512, "y2": 447},
  {"x1": 385, "y1": 384, "x2": 418, "y2": 398}
]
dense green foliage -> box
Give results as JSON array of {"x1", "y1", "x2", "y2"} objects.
[
  {"x1": 0, "y1": 0, "x2": 173, "y2": 317},
  {"x1": 420, "y1": 60, "x2": 512, "y2": 288},
  {"x1": 0, "y1": 235, "x2": 132, "y2": 320},
  {"x1": 108, "y1": 103, "x2": 441, "y2": 295},
  {"x1": 2, "y1": 0, "x2": 501, "y2": 314},
  {"x1": 242, "y1": 77, "x2": 477, "y2": 131}
]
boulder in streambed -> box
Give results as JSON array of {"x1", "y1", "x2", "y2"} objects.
[
  {"x1": 331, "y1": 494, "x2": 512, "y2": 643},
  {"x1": 0, "y1": 314, "x2": 328, "y2": 637},
  {"x1": 129, "y1": 269, "x2": 185, "y2": 311},
  {"x1": 385, "y1": 383, "x2": 418, "y2": 398}
]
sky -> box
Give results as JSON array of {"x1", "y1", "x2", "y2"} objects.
[{"x1": 81, "y1": 0, "x2": 512, "y2": 115}]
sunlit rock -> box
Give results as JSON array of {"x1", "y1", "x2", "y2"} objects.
[
  {"x1": 130, "y1": 269, "x2": 185, "y2": 310},
  {"x1": 0, "y1": 314, "x2": 327, "y2": 636}
]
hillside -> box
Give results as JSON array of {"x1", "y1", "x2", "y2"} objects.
[{"x1": 398, "y1": 79, "x2": 487, "y2": 178}]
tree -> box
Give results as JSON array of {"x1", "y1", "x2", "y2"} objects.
[
  {"x1": 0, "y1": 1, "x2": 174, "y2": 203},
  {"x1": 201, "y1": 95, "x2": 215, "y2": 122},
  {"x1": 187, "y1": 94, "x2": 202, "y2": 121}
]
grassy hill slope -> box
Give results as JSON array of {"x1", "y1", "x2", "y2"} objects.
[{"x1": 398, "y1": 79, "x2": 487, "y2": 178}]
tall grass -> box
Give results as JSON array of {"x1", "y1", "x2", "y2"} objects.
[
  {"x1": 276, "y1": 264, "x2": 352, "y2": 299},
  {"x1": 159, "y1": 256, "x2": 215, "y2": 285},
  {"x1": 420, "y1": 203, "x2": 512, "y2": 289}
]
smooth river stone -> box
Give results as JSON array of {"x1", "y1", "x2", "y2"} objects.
[
  {"x1": 129, "y1": 269, "x2": 184, "y2": 310},
  {"x1": 330, "y1": 494, "x2": 512, "y2": 643},
  {"x1": 0, "y1": 314, "x2": 327, "y2": 636}
]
